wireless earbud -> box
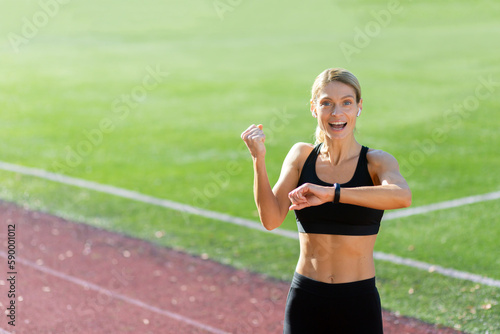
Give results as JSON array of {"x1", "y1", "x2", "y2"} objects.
[{"x1": 357, "y1": 108, "x2": 361, "y2": 117}]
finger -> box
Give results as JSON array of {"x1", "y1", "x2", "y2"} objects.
[
  {"x1": 242, "y1": 130, "x2": 260, "y2": 142},
  {"x1": 253, "y1": 133, "x2": 265, "y2": 142},
  {"x1": 289, "y1": 185, "x2": 307, "y2": 198},
  {"x1": 250, "y1": 126, "x2": 264, "y2": 135},
  {"x1": 241, "y1": 124, "x2": 258, "y2": 139},
  {"x1": 289, "y1": 193, "x2": 305, "y2": 206},
  {"x1": 249, "y1": 126, "x2": 264, "y2": 136},
  {"x1": 247, "y1": 127, "x2": 265, "y2": 138},
  {"x1": 249, "y1": 133, "x2": 265, "y2": 141},
  {"x1": 241, "y1": 129, "x2": 251, "y2": 140},
  {"x1": 289, "y1": 203, "x2": 307, "y2": 211}
]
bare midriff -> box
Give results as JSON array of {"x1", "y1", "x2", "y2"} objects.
[{"x1": 296, "y1": 232, "x2": 378, "y2": 284}]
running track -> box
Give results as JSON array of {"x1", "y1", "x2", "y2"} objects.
[{"x1": 0, "y1": 202, "x2": 463, "y2": 333}]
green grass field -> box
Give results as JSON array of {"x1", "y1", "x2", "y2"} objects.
[{"x1": 1, "y1": 0, "x2": 500, "y2": 332}]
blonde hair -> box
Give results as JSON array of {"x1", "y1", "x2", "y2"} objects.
[{"x1": 311, "y1": 68, "x2": 362, "y2": 144}]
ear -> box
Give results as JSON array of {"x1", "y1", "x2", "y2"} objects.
[
  {"x1": 357, "y1": 98, "x2": 363, "y2": 117},
  {"x1": 310, "y1": 99, "x2": 317, "y2": 118}
]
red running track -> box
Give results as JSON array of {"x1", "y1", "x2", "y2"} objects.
[{"x1": 0, "y1": 202, "x2": 463, "y2": 334}]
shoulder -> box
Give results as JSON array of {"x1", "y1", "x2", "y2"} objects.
[
  {"x1": 290, "y1": 142, "x2": 315, "y2": 154},
  {"x1": 284, "y1": 142, "x2": 315, "y2": 168},
  {"x1": 366, "y1": 148, "x2": 400, "y2": 171},
  {"x1": 289, "y1": 142, "x2": 315, "y2": 158}
]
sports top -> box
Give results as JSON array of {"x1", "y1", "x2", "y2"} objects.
[{"x1": 294, "y1": 143, "x2": 384, "y2": 236}]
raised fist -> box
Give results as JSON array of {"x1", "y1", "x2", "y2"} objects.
[{"x1": 241, "y1": 124, "x2": 266, "y2": 159}]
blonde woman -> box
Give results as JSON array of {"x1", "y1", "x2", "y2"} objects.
[{"x1": 241, "y1": 68, "x2": 411, "y2": 333}]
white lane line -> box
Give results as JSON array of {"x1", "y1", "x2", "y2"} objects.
[
  {"x1": 373, "y1": 252, "x2": 500, "y2": 288},
  {"x1": 0, "y1": 251, "x2": 230, "y2": 334},
  {"x1": 383, "y1": 191, "x2": 500, "y2": 221},
  {"x1": 0, "y1": 161, "x2": 499, "y2": 288},
  {"x1": 0, "y1": 161, "x2": 297, "y2": 239}
]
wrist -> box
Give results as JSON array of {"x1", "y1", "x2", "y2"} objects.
[
  {"x1": 328, "y1": 185, "x2": 335, "y2": 202},
  {"x1": 252, "y1": 154, "x2": 265, "y2": 163},
  {"x1": 252, "y1": 155, "x2": 266, "y2": 170}
]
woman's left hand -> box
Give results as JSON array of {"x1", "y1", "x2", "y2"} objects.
[{"x1": 288, "y1": 183, "x2": 333, "y2": 210}]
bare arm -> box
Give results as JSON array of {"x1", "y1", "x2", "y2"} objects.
[
  {"x1": 288, "y1": 149, "x2": 411, "y2": 211},
  {"x1": 241, "y1": 124, "x2": 307, "y2": 230},
  {"x1": 340, "y1": 150, "x2": 411, "y2": 209}
]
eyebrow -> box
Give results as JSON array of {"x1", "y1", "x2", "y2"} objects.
[{"x1": 319, "y1": 94, "x2": 355, "y2": 100}]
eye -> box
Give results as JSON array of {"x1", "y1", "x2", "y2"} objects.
[
  {"x1": 343, "y1": 100, "x2": 352, "y2": 106},
  {"x1": 320, "y1": 101, "x2": 332, "y2": 107}
]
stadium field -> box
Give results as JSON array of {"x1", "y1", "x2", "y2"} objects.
[{"x1": 0, "y1": 0, "x2": 499, "y2": 332}]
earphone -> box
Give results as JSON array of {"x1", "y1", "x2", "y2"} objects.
[{"x1": 357, "y1": 108, "x2": 361, "y2": 117}]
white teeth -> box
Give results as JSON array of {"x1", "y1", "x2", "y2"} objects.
[{"x1": 329, "y1": 122, "x2": 347, "y2": 130}]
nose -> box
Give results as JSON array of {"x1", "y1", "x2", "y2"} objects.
[{"x1": 331, "y1": 106, "x2": 340, "y2": 116}]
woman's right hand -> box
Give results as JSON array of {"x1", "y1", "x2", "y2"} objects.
[{"x1": 241, "y1": 124, "x2": 266, "y2": 159}]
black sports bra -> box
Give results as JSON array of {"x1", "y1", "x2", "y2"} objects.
[{"x1": 294, "y1": 143, "x2": 384, "y2": 236}]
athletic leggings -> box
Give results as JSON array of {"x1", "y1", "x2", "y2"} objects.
[{"x1": 283, "y1": 272, "x2": 383, "y2": 334}]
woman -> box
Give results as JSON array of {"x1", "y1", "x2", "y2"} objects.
[{"x1": 241, "y1": 68, "x2": 411, "y2": 333}]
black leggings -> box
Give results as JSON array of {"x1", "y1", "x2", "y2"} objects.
[{"x1": 283, "y1": 272, "x2": 383, "y2": 334}]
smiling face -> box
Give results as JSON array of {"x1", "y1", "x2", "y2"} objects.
[{"x1": 311, "y1": 81, "x2": 362, "y2": 141}]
